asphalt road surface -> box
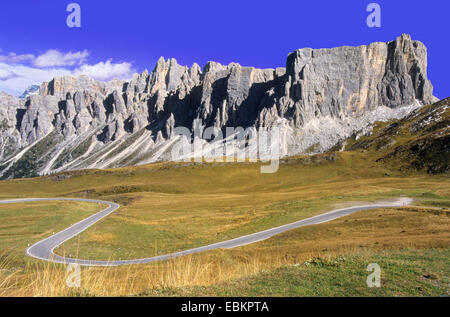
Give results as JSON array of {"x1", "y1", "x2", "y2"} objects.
[{"x1": 0, "y1": 197, "x2": 413, "y2": 266}]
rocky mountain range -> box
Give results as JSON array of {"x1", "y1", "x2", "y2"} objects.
[
  {"x1": 19, "y1": 84, "x2": 41, "y2": 99},
  {"x1": 0, "y1": 34, "x2": 439, "y2": 179}
]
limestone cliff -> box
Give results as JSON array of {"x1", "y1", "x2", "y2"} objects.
[{"x1": 0, "y1": 34, "x2": 437, "y2": 179}]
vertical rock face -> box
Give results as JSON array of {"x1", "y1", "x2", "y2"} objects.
[
  {"x1": 0, "y1": 34, "x2": 437, "y2": 179},
  {"x1": 261, "y1": 34, "x2": 434, "y2": 128},
  {"x1": 380, "y1": 34, "x2": 434, "y2": 107}
]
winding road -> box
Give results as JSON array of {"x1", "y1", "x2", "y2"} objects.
[{"x1": 0, "y1": 197, "x2": 413, "y2": 266}]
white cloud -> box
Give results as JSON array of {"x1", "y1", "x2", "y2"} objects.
[
  {"x1": 0, "y1": 62, "x2": 71, "y2": 95},
  {"x1": 0, "y1": 49, "x2": 136, "y2": 96},
  {"x1": 73, "y1": 60, "x2": 135, "y2": 81},
  {"x1": 0, "y1": 53, "x2": 35, "y2": 64},
  {"x1": 0, "y1": 68, "x2": 18, "y2": 81},
  {"x1": 33, "y1": 49, "x2": 89, "y2": 67}
]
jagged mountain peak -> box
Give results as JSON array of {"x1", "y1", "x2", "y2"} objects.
[{"x1": 19, "y1": 83, "x2": 40, "y2": 99}]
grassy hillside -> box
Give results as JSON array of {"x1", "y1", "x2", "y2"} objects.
[{"x1": 340, "y1": 97, "x2": 449, "y2": 174}]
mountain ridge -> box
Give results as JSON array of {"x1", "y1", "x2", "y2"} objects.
[
  {"x1": 19, "y1": 84, "x2": 40, "y2": 99},
  {"x1": 0, "y1": 34, "x2": 439, "y2": 179}
]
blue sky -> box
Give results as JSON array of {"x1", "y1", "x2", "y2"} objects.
[{"x1": 0, "y1": 0, "x2": 448, "y2": 98}]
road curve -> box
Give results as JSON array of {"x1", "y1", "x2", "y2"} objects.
[{"x1": 0, "y1": 197, "x2": 413, "y2": 266}]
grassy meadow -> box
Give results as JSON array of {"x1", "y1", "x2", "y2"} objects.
[{"x1": 0, "y1": 150, "x2": 448, "y2": 296}]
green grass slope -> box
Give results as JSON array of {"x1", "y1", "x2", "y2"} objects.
[{"x1": 341, "y1": 98, "x2": 449, "y2": 174}]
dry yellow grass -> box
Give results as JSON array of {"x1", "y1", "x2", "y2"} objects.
[
  {"x1": 0, "y1": 251, "x2": 284, "y2": 296},
  {"x1": 1, "y1": 206, "x2": 448, "y2": 296}
]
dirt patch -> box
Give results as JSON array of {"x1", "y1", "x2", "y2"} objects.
[{"x1": 108, "y1": 195, "x2": 142, "y2": 206}]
